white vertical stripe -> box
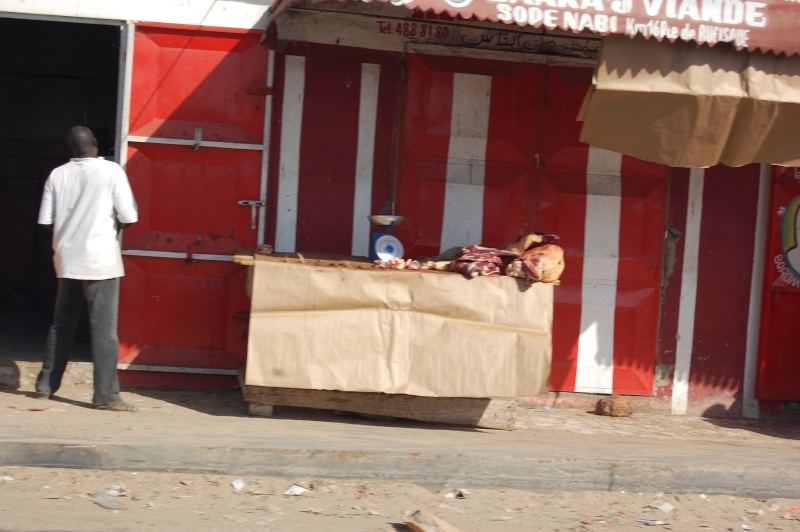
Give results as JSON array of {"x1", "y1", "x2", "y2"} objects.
[
  {"x1": 672, "y1": 168, "x2": 705, "y2": 415},
  {"x1": 274, "y1": 55, "x2": 305, "y2": 253},
  {"x1": 440, "y1": 73, "x2": 491, "y2": 252},
  {"x1": 351, "y1": 63, "x2": 381, "y2": 257},
  {"x1": 117, "y1": 22, "x2": 135, "y2": 168},
  {"x1": 742, "y1": 164, "x2": 769, "y2": 419},
  {"x1": 257, "y1": 48, "x2": 276, "y2": 247},
  {"x1": 575, "y1": 147, "x2": 622, "y2": 394}
]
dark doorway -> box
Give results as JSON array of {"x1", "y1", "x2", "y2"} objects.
[{"x1": 0, "y1": 17, "x2": 121, "y2": 361}]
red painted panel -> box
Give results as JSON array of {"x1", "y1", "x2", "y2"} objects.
[
  {"x1": 394, "y1": 54, "x2": 452, "y2": 258},
  {"x1": 537, "y1": 155, "x2": 667, "y2": 395},
  {"x1": 611, "y1": 286, "x2": 661, "y2": 394},
  {"x1": 537, "y1": 170, "x2": 588, "y2": 392},
  {"x1": 548, "y1": 263, "x2": 584, "y2": 392},
  {"x1": 537, "y1": 66, "x2": 592, "y2": 394},
  {"x1": 395, "y1": 55, "x2": 549, "y2": 256},
  {"x1": 264, "y1": 42, "x2": 401, "y2": 253},
  {"x1": 119, "y1": 257, "x2": 250, "y2": 368},
  {"x1": 120, "y1": 371, "x2": 238, "y2": 390},
  {"x1": 538, "y1": 66, "x2": 591, "y2": 173},
  {"x1": 124, "y1": 144, "x2": 261, "y2": 253},
  {"x1": 130, "y1": 27, "x2": 267, "y2": 143},
  {"x1": 120, "y1": 26, "x2": 268, "y2": 373},
  {"x1": 483, "y1": 64, "x2": 546, "y2": 247},
  {"x1": 295, "y1": 48, "x2": 361, "y2": 253},
  {"x1": 757, "y1": 167, "x2": 800, "y2": 400},
  {"x1": 688, "y1": 165, "x2": 760, "y2": 404},
  {"x1": 758, "y1": 292, "x2": 800, "y2": 399},
  {"x1": 612, "y1": 162, "x2": 669, "y2": 395}
]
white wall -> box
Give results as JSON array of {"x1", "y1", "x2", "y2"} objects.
[{"x1": 0, "y1": 0, "x2": 271, "y2": 29}]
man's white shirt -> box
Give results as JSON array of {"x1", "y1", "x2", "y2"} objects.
[{"x1": 38, "y1": 157, "x2": 138, "y2": 279}]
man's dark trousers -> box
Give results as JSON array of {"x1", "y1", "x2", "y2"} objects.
[{"x1": 36, "y1": 277, "x2": 123, "y2": 407}]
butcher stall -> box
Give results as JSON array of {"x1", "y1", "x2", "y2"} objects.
[{"x1": 237, "y1": 232, "x2": 563, "y2": 429}]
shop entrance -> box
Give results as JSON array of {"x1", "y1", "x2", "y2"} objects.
[{"x1": 0, "y1": 17, "x2": 122, "y2": 362}]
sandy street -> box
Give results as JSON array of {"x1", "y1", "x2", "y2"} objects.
[
  {"x1": 1, "y1": 466, "x2": 799, "y2": 531},
  {"x1": 2, "y1": 382, "x2": 800, "y2": 531}
]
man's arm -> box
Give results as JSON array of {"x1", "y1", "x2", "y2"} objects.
[
  {"x1": 38, "y1": 177, "x2": 55, "y2": 228},
  {"x1": 112, "y1": 165, "x2": 138, "y2": 227}
]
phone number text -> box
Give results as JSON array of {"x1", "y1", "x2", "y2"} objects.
[{"x1": 376, "y1": 21, "x2": 451, "y2": 39}]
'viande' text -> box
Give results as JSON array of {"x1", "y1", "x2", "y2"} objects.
[{"x1": 492, "y1": 0, "x2": 767, "y2": 28}]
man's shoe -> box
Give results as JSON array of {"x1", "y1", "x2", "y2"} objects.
[{"x1": 94, "y1": 401, "x2": 139, "y2": 412}]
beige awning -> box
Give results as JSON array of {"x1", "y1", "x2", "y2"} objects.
[{"x1": 578, "y1": 35, "x2": 800, "y2": 168}]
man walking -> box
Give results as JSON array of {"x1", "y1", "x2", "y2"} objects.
[{"x1": 36, "y1": 125, "x2": 139, "y2": 412}]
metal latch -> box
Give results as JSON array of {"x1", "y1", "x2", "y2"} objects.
[{"x1": 238, "y1": 200, "x2": 265, "y2": 229}]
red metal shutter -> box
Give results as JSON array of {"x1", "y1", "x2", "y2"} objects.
[{"x1": 119, "y1": 25, "x2": 269, "y2": 384}]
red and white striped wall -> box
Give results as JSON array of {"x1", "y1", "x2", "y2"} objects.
[
  {"x1": 264, "y1": 38, "x2": 771, "y2": 416},
  {"x1": 658, "y1": 164, "x2": 768, "y2": 416}
]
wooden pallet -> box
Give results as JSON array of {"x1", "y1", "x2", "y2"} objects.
[{"x1": 239, "y1": 370, "x2": 517, "y2": 430}]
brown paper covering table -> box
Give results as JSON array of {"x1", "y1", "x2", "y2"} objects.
[{"x1": 241, "y1": 254, "x2": 554, "y2": 429}]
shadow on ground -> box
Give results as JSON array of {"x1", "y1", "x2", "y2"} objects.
[
  {"x1": 130, "y1": 386, "x2": 484, "y2": 434},
  {"x1": 701, "y1": 416, "x2": 800, "y2": 441}
]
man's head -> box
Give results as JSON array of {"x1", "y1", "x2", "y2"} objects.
[{"x1": 67, "y1": 126, "x2": 98, "y2": 158}]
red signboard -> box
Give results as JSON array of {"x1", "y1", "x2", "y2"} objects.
[
  {"x1": 756, "y1": 167, "x2": 800, "y2": 400},
  {"x1": 273, "y1": 0, "x2": 800, "y2": 56}
]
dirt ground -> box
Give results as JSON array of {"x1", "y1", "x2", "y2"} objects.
[
  {"x1": 1, "y1": 466, "x2": 799, "y2": 531},
  {"x1": 2, "y1": 378, "x2": 800, "y2": 531}
]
